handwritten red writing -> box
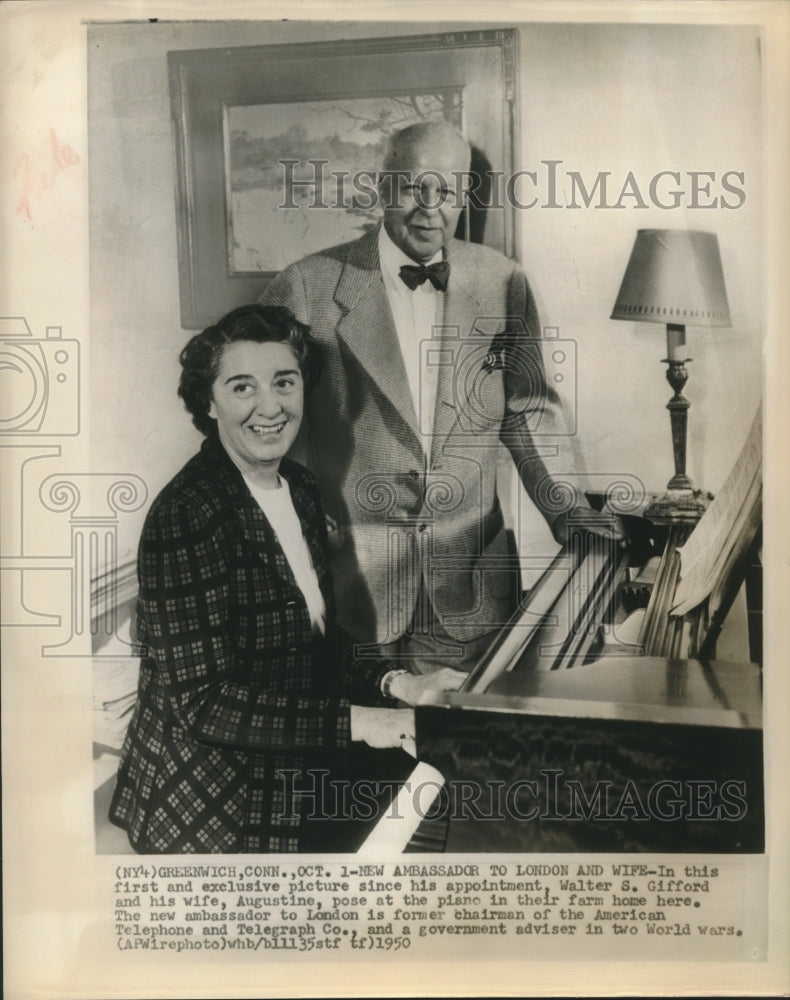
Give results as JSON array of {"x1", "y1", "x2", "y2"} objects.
[{"x1": 14, "y1": 128, "x2": 81, "y2": 222}]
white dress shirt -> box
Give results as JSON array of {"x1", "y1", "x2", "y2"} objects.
[
  {"x1": 378, "y1": 225, "x2": 444, "y2": 450},
  {"x1": 244, "y1": 473, "x2": 326, "y2": 635}
]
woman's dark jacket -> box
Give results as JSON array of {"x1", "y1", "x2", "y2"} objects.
[{"x1": 109, "y1": 435, "x2": 391, "y2": 853}]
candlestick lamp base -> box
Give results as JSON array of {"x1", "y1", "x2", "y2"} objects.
[{"x1": 645, "y1": 488, "x2": 713, "y2": 525}]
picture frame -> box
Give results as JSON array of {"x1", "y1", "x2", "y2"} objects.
[{"x1": 168, "y1": 29, "x2": 519, "y2": 329}]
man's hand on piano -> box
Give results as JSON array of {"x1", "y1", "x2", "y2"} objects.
[
  {"x1": 551, "y1": 506, "x2": 627, "y2": 546},
  {"x1": 350, "y1": 706, "x2": 416, "y2": 751},
  {"x1": 387, "y1": 667, "x2": 467, "y2": 706}
]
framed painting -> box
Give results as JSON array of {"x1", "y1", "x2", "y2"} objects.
[{"x1": 168, "y1": 30, "x2": 519, "y2": 328}]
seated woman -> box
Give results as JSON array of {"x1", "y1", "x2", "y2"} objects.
[{"x1": 109, "y1": 304, "x2": 462, "y2": 853}]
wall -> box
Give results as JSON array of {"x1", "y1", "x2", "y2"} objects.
[
  {"x1": 516, "y1": 23, "x2": 762, "y2": 499},
  {"x1": 88, "y1": 18, "x2": 763, "y2": 559}
]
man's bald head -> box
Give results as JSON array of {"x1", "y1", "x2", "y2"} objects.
[{"x1": 382, "y1": 121, "x2": 471, "y2": 175}]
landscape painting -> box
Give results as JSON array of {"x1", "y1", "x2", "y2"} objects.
[{"x1": 224, "y1": 91, "x2": 463, "y2": 273}]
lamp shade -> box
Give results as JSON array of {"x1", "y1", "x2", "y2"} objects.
[{"x1": 611, "y1": 229, "x2": 731, "y2": 327}]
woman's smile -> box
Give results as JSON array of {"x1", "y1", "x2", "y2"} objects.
[{"x1": 248, "y1": 419, "x2": 288, "y2": 435}]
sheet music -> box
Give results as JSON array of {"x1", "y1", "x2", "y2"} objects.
[{"x1": 672, "y1": 404, "x2": 762, "y2": 615}]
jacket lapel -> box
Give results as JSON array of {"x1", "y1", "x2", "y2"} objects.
[
  {"x1": 280, "y1": 461, "x2": 334, "y2": 611},
  {"x1": 334, "y1": 226, "x2": 422, "y2": 453},
  {"x1": 200, "y1": 437, "x2": 300, "y2": 593},
  {"x1": 430, "y1": 241, "x2": 484, "y2": 463}
]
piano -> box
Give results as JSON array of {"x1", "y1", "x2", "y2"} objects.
[{"x1": 408, "y1": 474, "x2": 763, "y2": 854}]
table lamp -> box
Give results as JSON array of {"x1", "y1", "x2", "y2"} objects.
[{"x1": 611, "y1": 229, "x2": 731, "y2": 522}]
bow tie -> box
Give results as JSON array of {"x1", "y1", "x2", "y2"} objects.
[{"x1": 398, "y1": 260, "x2": 450, "y2": 292}]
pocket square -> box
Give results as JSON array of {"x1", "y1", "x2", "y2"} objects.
[{"x1": 481, "y1": 348, "x2": 506, "y2": 372}]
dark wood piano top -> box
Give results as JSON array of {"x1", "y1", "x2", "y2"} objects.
[{"x1": 414, "y1": 657, "x2": 763, "y2": 852}]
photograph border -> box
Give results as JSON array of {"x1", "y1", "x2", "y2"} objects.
[{"x1": 2, "y1": 2, "x2": 789, "y2": 997}]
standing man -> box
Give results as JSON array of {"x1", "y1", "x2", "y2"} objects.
[{"x1": 261, "y1": 121, "x2": 617, "y2": 674}]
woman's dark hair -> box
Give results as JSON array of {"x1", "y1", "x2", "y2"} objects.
[{"x1": 178, "y1": 304, "x2": 323, "y2": 436}]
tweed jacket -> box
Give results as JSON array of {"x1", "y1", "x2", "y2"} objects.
[
  {"x1": 109, "y1": 436, "x2": 390, "y2": 853},
  {"x1": 260, "y1": 225, "x2": 570, "y2": 644}
]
